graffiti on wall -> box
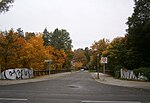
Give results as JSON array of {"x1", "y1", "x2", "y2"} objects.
[
  {"x1": 1, "y1": 68, "x2": 33, "y2": 80},
  {"x1": 120, "y1": 69, "x2": 147, "y2": 81}
]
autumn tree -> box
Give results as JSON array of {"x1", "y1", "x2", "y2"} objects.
[
  {"x1": 91, "y1": 38, "x2": 109, "y2": 56},
  {"x1": 43, "y1": 28, "x2": 73, "y2": 70},
  {"x1": 0, "y1": 28, "x2": 73, "y2": 72},
  {"x1": 51, "y1": 49, "x2": 67, "y2": 70},
  {"x1": 74, "y1": 62, "x2": 83, "y2": 70},
  {"x1": 73, "y1": 48, "x2": 87, "y2": 69},
  {"x1": 0, "y1": 0, "x2": 14, "y2": 14},
  {"x1": 0, "y1": 29, "x2": 19, "y2": 70},
  {"x1": 90, "y1": 38, "x2": 109, "y2": 70},
  {"x1": 20, "y1": 35, "x2": 52, "y2": 70}
]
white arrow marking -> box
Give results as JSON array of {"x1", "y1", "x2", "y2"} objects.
[{"x1": 0, "y1": 98, "x2": 28, "y2": 101}]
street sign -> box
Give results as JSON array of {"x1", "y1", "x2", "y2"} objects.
[{"x1": 101, "y1": 57, "x2": 107, "y2": 64}]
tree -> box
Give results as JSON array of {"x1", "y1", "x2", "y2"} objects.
[
  {"x1": 63, "y1": 49, "x2": 73, "y2": 70},
  {"x1": 105, "y1": 37, "x2": 127, "y2": 73},
  {"x1": 17, "y1": 28, "x2": 24, "y2": 38},
  {"x1": 73, "y1": 48, "x2": 87, "y2": 68},
  {"x1": 126, "y1": 0, "x2": 150, "y2": 67},
  {"x1": 90, "y1": 38, "x2": 109, "y2": 56},
  {"x1": 22, "y1": 35, "x2": 52, "y2": 70},
  {"x1": 25, "y1": 32, "x2": 35, "y2": 40},
  {"x1": 0, "y1": 29, "x2": 18, "y2": 70},
  {"x1": 0, "y1": 28, "x2": 70, "y2": 71},
  {"x1": 74, "y1": 62, "x2": 83, "y2": 70},
  {"x1": 43, "y1": 28, "x2": 73, "y2": 70},
  {"x1": 51, "y1": 49, "x2": 67, "y2": 70},
  {"x1": 43, "y1": 28, "x2": 50, "y2": 46},
  {"x1": 90, "y1": 38, "x2": 109, "y2": 70},
  {"x1": 0, "y1": 0, "x2": 14, "y2": 14},
  {"x1": 43, "y1": 28, "x2": 73, "y2": 51},
  {"x1": 12, "y1": 36, "x2": 26, "y2": 68},
  {"x1": 84, "y1": 47, "x2": 91, "y2": 64}
]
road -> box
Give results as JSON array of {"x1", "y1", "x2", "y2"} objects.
[{"x1": 0, "y1": 71, "x2": 150, "y2": 103}]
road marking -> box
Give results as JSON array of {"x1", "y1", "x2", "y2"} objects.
[
  {"x1": 0, "y1": 98, "x2": 28, "y2": 101},
  {"x1": 81, "y1": 101, "x2": 141, "y2": 103}
]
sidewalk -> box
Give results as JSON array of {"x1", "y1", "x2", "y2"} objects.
[
  {"x1": 0, "y1": 72, "x2": 72, "y2": 86},
  {"x1": 91, "y1": 72, "x2": 150, "y2": 90}
]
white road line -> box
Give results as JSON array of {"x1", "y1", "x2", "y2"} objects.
[
  {"x1": 81, "y1": 101, "x2": 141, "y2": 103},
  {"x1": 0, "y1": 98, "x2": 28, "y2": 101}
]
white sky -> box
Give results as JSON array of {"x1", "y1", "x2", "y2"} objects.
[{"x1": 0, "y1": 0, "x2": 134, "y2": 49}]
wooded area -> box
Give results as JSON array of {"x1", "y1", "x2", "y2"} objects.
[{"x1": 0, "y1": 28, "x2": 73, "y2": 72}]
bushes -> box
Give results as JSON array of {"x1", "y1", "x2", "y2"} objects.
[
  {"x1": 115, "y1": 71, "x2": 120, "y2": 79},
  {"x1": 113, "y1": 65, "x2": 122, "y2": 78},
  {"x1": 133, "y1": 67, "x2": 150, "y2": 81}
]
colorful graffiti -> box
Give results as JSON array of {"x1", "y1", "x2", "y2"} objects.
[{"x1": 0, "y1": 68, "x2": 33, "y2": 80}]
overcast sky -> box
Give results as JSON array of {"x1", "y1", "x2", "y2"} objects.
[{"x1": 0, "y1": 0, "x2": 134, "y2": 49}]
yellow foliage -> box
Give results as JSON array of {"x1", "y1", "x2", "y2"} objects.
[
  {"x1": 74, "y1": 62, "x2": 83, "y2": 70},
  {"x1": 0, "y1": 30, "x2": 69, "y2": 71}
]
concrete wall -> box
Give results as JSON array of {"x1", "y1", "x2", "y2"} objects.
[
  {"x1": 120, "y1": 69, "x2": 147, "y2": 81},
  {"x1": 0, "y1": 68, "x2": 33, "y2": 80}
]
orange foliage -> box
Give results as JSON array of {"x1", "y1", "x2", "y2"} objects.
[
  {"x1": 0, "y1": 30, "x2": 69, "y2": 71},
  {"x1": 74, "y1": 62, "x2": 83, "y2": 70}
]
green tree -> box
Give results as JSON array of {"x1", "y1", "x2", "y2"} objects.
[
  {"x1": 17, "y1": 28, "x2": 24, "y2": 38},
  {"x1": 43, "y1": 28, "x2": 50, "y2": 46},
  {"x1": 25, "y1": 32, "x2": 35, "y2": 40},
  {"x1": 0, "y1": 0, "x2": 14, "y2": 14},
  {"x1": 84, "y1": 47, "x2": 91, "y2": 64},
  {"x1": 49, "y1": 28, "x2": 73, "y2": 51},
  {"x1": 126, "y1": 0, "x2": 150, "y2": 67},
  {"x1": 105, "y1": 37, "x2": 127, "y2": 73},
  {"x1": 43, "y1": 28, "x2": 73, "y2": 70}
]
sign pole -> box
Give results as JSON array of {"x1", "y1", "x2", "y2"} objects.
[
  {"x1": 103, "y1": 63, "x2": 105, "y2": 74},
  {"x1": 45, "y1": 60, "x2": 52, "y2": 75},
  {"x1": 101, "y1": 57, "x2": 107, "y2": 74},
  {"x1": 48, "y1": 62, "x2": 50, "y2": 75},
  {"x1": 97, "y1": 54, "x2": 100, "y2": 79}
]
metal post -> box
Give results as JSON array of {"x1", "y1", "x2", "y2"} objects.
[
  {"x1": 48, "y1": 62, "x2": 51, "y2": 75},
  {"x1": 45, "y1": 60, "x2": 52, "y2": 75},
  {"x1": 97, "y1": 54, "x2": 100, "y2": 79},
  {"x1": 97, "y1": 66, "x2": 100, "y2": 79},
  {"x1": 103, "y1": 63, "x2": 105, "y2": 74}
]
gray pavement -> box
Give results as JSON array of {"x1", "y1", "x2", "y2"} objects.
[
  {"x1": 91, "y1": 72, "x2": 150, "y2": 90},
  {"x1": 0, "y1": 71, "x2": 150, "y2": 90},
  {"x1": 1, "y1": 71, "x2": 150, "y2": 103}
]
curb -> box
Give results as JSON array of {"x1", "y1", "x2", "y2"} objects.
[{"x1": 91, "y1": 73, "x2": 150, "y2": 90}]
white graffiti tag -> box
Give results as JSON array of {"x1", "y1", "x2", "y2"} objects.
[
  {"x1": 120, "y1": 69, "x2": 147, "y2": 81},
  {"x1": 1, "y1": 68, "x2": 33, "y2": 80}
]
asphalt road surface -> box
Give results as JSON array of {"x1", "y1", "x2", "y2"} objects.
[{"x1": 0, "y1": 71, "x2": 150, "y2": 103}]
